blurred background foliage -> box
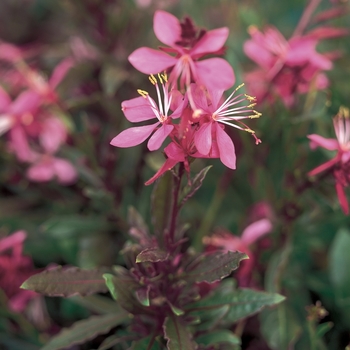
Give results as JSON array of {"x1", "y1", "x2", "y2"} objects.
[{"x1": 0, "y1": 0, "x2": 350, "y2": 349}]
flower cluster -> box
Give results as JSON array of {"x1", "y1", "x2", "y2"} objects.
[
  {"x1": 308, "y1": 107, "x2": 350, "y2": 214},
  {"x1": 243, "y1": 6, "x2": 348, "y2": 107},
  {"x1": 111, "y1": 10, "x2": 262, "y2": 184},
  {"x1": 0, "y1": 45, "x2": 77, "y2": 185}
]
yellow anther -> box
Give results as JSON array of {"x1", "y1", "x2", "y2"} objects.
[
  {"x1": 248, "y1": 103, "x2": 257, "y2": 108},
  {"x1": 157, "y1": 73, "x2": 163, "y2": 84},
  {"x1": 339, "y1": 106, "x2": 349, "y2": 119},
  {"x1": 137, "y1": 89, "x2": 149, "y2": 98},
  {"x1": 245, "y1": 94, "x2": 256, "y2": 102},
  {"x1": 149, "y1": 74, "x2": 157, "y2": 85},
  {"x1": 161, "y1": 72, "x2": 168, "y2": 82},
  {"x1": 234, "y1": 83, "x2": 245, "y2": 92},
  {"x1": 245, "y1": 128, "x2": 255, "y2": 134}
]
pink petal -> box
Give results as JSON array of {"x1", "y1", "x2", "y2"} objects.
[
  {"x1": 9, "y1": 90, "x2": 41, "y2": 116},
  {"x1": 40, "y1": 117, "x2": 67, "y2": 154},
  {"x1": 307, "y1": 134, "x2": 338, "y2": 150},
  {"x1": 0, "y1": 115, "x2": 13, "y2": 136},
  {"x1": 243, "y1": 40, "x2": 274, "y2": 70},
  {"x1": 309, "y1": 53, "x2": 333, "y2": 70},
  {"x1": 190, "y1": 27, "x2": 229, "y2": 57},
  {"x1": 147, "y1": 124, "x2": 174, "y2": 151},
  {"x1": 306, "y1": 27, "x2": 349, "y2": 40},
  {"x1": 195, "y1": 58, "x2": 235, "y2": 91},
  {"x1": 27, "y1": 159, "x2": 55, "y2": 182},
  {"x1": 52, "y1": 157, "x2": 78, "y2": 185},
  {"x1": 336, "y1": 182, "x2": 349, "y2": 215},
  {"x1": 308, "y1": 156, "x2": 339, "y2": 176},
  {"x1": 49, "y1": 58, "x2": 74, "y2": 89},
  {"x1": 122, "y1": 96, "x2": 157, "y2": 122},
  {"x1": 10, "y1": 126, "x2": 33, "y2": 162},
  {"x1": 190, "y1": 84, "x2": 210, "y2": 112},
  {"x1": 0, "y1": 231, "x2": 26, "y2": 254},
  {"x1": 110, "y1": 122, "x2": 159, "y2": 148},
  {"x1": 194, "y1": 122, "x2": 213, "y2": 155},
  {"x1": 0, "y1": 42, "x2": 22, "y2": 62},
  {"x1": 128, "y1": 48, "x2": 177, "y2": 74},
  {"x1": 164, "y1": 142, "x2": 185, "y2": 161},
  {"x1": 145, "y1": 157, "x2": 179, "y2": 186},
  {"x1": 153, "y1": 11, "x2": 181, "y2": 48},
  {"x1": 215, "y1": 123, "x2": 236, "y2": 169},
  {"x1": 241, "y1": 218, "x2": 273, "y2": 246},
  {"x1": 0, "y1": 86, "x2": 11, "y2": 112}
]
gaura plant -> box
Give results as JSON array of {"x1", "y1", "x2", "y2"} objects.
[{"x1": 21, "y1": 11, "x2": 285, "y2": 350}]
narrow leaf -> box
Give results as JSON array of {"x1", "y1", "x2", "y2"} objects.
[
  {"x1": 131, "y1": 335, "x2": 161, "y2": 350},
  {"x1": 187, "y1": 280, "x2": 285, "y2": 324},
  {"x1": 41, "y1": 313, "x2": 128, "y2": 350},
  {"x1": 151, "y1": 171, "x2": 173, "y2": 241},
  {"x1": 163, "y1": 316, "x2": 197, "y2": 350},
  {"x1": 184, "y1": 251, "x2": 248, "y2": 283},
  {"x1": 72, "y1": 295, "x2": 121, "y2": 314},
  {"x1": 179, "y1": 166, "x2": 212, "y2": 206},
  {"x1": 21, "y1": 266, "x2": 109, "y2": 296},
  {"x1": 128, "y1": 206, "x2": 149, "y2": 239},
  {"x1": 136, "y1": 247, "x2": 169, "y2": 263},
  {"x1": 196, "y1": 330, "x2": 241, "y2": 346}
]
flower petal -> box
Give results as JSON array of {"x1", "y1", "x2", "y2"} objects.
[
  {"x1": 122, "y1": 96, "x2": 157, "y2": 122},
  {"x1": 40, "y1": 117, "x2": 67, "y2": 154},
  {"x1": 128, "y1": 48, "x2": 177, "y2": 74},
  {"x1": 190, "y1": 27, "x2": 229, "y2": 57},
  {"x1": 52, "y1": 157, "x2": 78, "y2": 185},
  {"x1": 147, "y1": 124, "x2": 174, "y2": 151},
  {"x1": 110, "y1": 122, "x2": 159, "y2": 148},
  {"x1": 241, "y1": 218, "x2": 273, "y2": 246},
  {"x1": 195, "y1": 58, "x2": 235, "y2": 91},
  {"x1": 9, "y1": 126, "x2": 34, "y2": 162},
  {"x1": 49, "y1": 58, "x2": 74, "y2": 89},
  {"x1": 194, "y1": 122, "x2": 212, "y2": 155},
  {"x1": 9, "y1": 90, "x2": 41, "y2": 116},
  {"x1": 0, "y1": 86, "x2": 11, "y2": 112},
  {"x1": 215, "y1": 123, "x2": 236, "y2": 169},
  {"x1": 153, "y1": 10, "x2": 181, "y2": 48},
  {"x1": 145, "y1": 156, "x2": 179, "y2": 186},
  {"x1": 307, "y1": 134, "x2": 338, "y2": 150},
  {"x1": 308, "y1": 156, "x2": 339, "y2": 176},
  {"x1": 27, "y1": 159, "x2": 55, "y2": 182},
  {"x1": 243, "y1": 39, "x2": 274, "y2": 70}
]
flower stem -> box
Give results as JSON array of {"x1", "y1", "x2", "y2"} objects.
[{"x1": 293, "y1": 0, "x2": 321, "y2": 37}]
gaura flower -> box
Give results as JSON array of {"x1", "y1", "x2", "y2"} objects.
[
  {"x1": 128, "y1": 10, "x2": 235, "y2": 90},
  {"x1": 243, "y1": 25, "x2": 335, "y2": 106},
  {"x1": 308, "y1": 107, "x2": 350, "y2": 214},
  {"x1": 190, "y1": 83, "x2": 261, "y2": 169},
  {"x1": 110, "y1": 72, "x2": 186, "y2": 151}
]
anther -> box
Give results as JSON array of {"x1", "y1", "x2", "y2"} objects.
[
  {"x1": 137, "y1": 89, "x2": 149, "y2": 98},
  {"x1": 149, "y1": 75, "x2": 157, "y2": 85}
]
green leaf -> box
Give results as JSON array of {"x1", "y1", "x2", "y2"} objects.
[
  {"x1": 72, "y1": 295, "x2": 120, "y2": 314},
  {"x1": 184, "y1": 251, "x2": 248, "y2": 283},
  {"x1": 187, "y1": 280, "x2": 285, "y2": 325},
  {"x1": 131, "y1": 335, "x2": 162, "y2": 350},
  {"x1": 151, "y1": 171, "x2": 173, "y2": 242},
  {"x1": 41, "y1": 215, "x2": 109, "y2": 238},
  {"x1": 164, "y1": 316, "x2": 197, "y2": 350},
  {"x1": 103, "y1": 268, "x2": 146, "y2": 314},
  {"x1": 329, "y1": 228, "x2": 350, "y2": 326},
  {"x1": 21, "y1": 266, "x2": 109, "y2": 296},
  {"x1": 41, "y1": 313, "x2": 127, "y2": 350},
  {"x1": 260, "y1": 304, "x2": 301, "y2": 350},
  {"x1": 136, "y1": 247, "x2": 169, "y2": 263},
  {"x1": 196, "y1": 330, "x2": 241, "y2": 347},
  {"x1": 179, "y1": 166, "x2": 212, "y2": 206}
]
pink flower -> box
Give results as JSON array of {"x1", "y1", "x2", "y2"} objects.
[
  {"x1": 308, "y1": 107, "x2": 350, "y2": 214},
  {"x1": 0, "y1": 231, "x2": 37, "y2": 312},
  {"x1": 204, "y1": 218, "x2": 273, "y2": 287},
  {"x1": 0, "y1": 87, "x2": 42, "y2": 161},
  {"x1": 243, "y1": 25, "x2": 335, "y2": 106},
  {"x1": 26, "y1": 117, "x2": 77, "y2": 185},
  {"x1": 190, "y1": 84, "x2": 261, "y2": 169},
  {"x1": 110, "y1": 73, "x2": 186, "y2": 151},
  {"x1": 128, "y1": 11, "x2": 234, "y2": 90}
]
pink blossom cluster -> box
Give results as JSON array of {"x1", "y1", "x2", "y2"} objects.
[
  {"x1": 243, "y1": 5, "x2": 348, "y2": 107},
  {"x1": 0, "y1": 44, "x2": 77, "y2": 185},
  {"x1": 111, "y1": 11, "x2": 262, "y2": 184}
]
